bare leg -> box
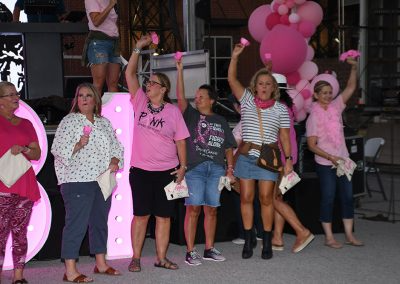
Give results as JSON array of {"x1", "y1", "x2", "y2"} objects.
[
  {"x1": 64, "y1": 259, "x2": 93, "y2": 282},
  {"x1": 90, "y1": 63, "x2": 107, "y2": 95},
  {"x1": 95, "y1": 253, "x2": 121, "y2": 274},
  {"x1": 155, "y1": 216, "x2": 171, "y2": 261},
  {"x1": 184, "y1": 205, "x2": 201, "y2": 252},
  {"x1": 258, "y1": 180, "x2": 275, "y2": 231},
  {"x1": 240, "y1": 179, "x2": 256, "y2": 230},
  {"x1": 131, "y1": 215, "x2": 150, "y2": 258},
  {"x1": 204, "y1": 206, "x2": 218, "y2": 250},
  {"x1": 106, "y1": 63, "x2": 121, "y2": 92},
  {"x1": 322, "y1": 222, "x2": 342, "y2": 248},
  {"x1": 272, "y1": 210, "x2": 285, "y2": 246},
  {"x1": 343, "y1": 218, "x2": 363, "y2": 245}
]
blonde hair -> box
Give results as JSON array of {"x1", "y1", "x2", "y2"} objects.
[
  {"x1": 0, "y1": 81, "x2": 15, "y2": 96},
  {"x1": 249, "y1": 68, "x2": 280, "y2": 100},
  {"x1": 70, "y1": 83, "x2": 102, "y2": 117},
  {"x1": 313, "y1": 80, "x2": 332, "y2": 101}
]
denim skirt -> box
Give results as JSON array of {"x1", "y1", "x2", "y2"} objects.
[{"x1": 234, "y1": 154, "x2": 279, "y2": 181}]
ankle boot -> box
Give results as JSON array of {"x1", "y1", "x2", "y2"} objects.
[
  {"x1": 242, "y1": 229, "x2": 253, "y2": 259},
  {"x1": 251, "y1": 228, "x2": 257, "y2": 248},
  {"x1": 262, "y1": 231, "x2": 273, "y2": 259}
]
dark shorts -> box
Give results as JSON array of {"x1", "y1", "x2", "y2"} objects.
[{"x1": 129, "y1": 167, "x2": 176, "y2": 217}]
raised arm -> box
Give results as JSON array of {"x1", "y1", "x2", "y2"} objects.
[
  {"x1": 341, "y1": 57, "x2": 358, "y2": 104},
  {"x1": 88, "y1": 0, "x2": 117, "y2": 27},
  {"x1": 125, "y1": 35, "x2": 152, "y2": 100},
  {"x1": 176, "y1": 59, "x2": 188, "y2": 113},
  {"x1": 12, "y1": 5, "x2": 21, "y2": 22},
  {"x1": 228, "y1": 44, "x2": 246, "y2": 101}
]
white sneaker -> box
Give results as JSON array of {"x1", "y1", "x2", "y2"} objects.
[{"x1": 232, "y1": 238, "x2": 245, "y2": 245}]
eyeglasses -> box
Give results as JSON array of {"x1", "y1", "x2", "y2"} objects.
[
  {"x1": 145, "y1": 80, "x2": 164, "y2": 87},
  {"x1": 0, "y1": 92, "x2": 20, "y2": 98}
]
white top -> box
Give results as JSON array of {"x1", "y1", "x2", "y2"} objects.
[
  {"x1": 240, "y1": 89, "x2": 290, "y2": 157},
  {"x1": 51, "y1": 113, "x2": 124, "y2": 184}
]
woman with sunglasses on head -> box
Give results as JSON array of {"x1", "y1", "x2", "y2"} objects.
[
  {"x1": 306, "y1": 56, "x2": 363, "y2": 249},
  {"x1": 0, "y1": 81, "x2": 41, "y2": 284},
  {"x1": 125, "y1": 35, "x2": 189, "y2": 272},
  {"x1": 51, "y1": 83, "x2": 123, "y2": 283},
  {"x1": 228, "y1": 43, "x2": 293, "y2": 260}
]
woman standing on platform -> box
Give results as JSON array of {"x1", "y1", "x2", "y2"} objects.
[
  {"x1": 125, "y1": 35, "x2": 189, "y2": 272},
  {"x1": 52, "y1": 83, "x2": 123, "y2": 283},
  {"x1": 306, "y1": 56, "x2": 363, "y2": 249},
  {"x1": 0, "y1": 81, "x2": 41, "y2": 284},
  {"x1": 228, "y1": 43, "x2": 293, "y2": 260},
  {"x1": 83, "y1": 0, "x2": 121, "y2": 95}
]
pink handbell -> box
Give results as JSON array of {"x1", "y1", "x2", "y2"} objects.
[
  {"x1": 240, "y1": 37, "x2": 250, "y2": 47},
  {"x1": 150, "y1": 32, "x2": 159, "y2": 45},
  {"x1": 175, "y1": 51, "x2": 183, "y2": 61},
  {"x1": 83, "y1": 125, "x2": 92, "y2": 136}
]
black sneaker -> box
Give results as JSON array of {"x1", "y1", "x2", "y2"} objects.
[
  {"x1": 203, "y1": 247, "x2": 226, "y2": 262},
  {"x1": 185, "y1": 250, "x2": 202, "y2": 266}
]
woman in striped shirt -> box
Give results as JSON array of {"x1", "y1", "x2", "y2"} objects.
[{"x1": 228, "y1": 43, "x2": 293, "y2": 260}]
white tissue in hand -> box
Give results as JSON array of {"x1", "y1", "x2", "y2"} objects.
[
  {"x1": 218, "y1": 176, "x2": 232, "y2": 192},
  {"x1": 334, "y1": 158, "x2": 356, "y2": 181},
  {"x1": 164, "y1": 178, "x2": 189, "y2": 200},
  {"x1": 279, "y1": 171, "x2": 301, "y2": 195}
]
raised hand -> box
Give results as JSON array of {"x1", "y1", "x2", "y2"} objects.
[
  {"x1": 231, "y1": 43, "x2": 246, "y2": 59},
  {"x1": 136, "y1": 35, "x2": 152, "y2": 49}
]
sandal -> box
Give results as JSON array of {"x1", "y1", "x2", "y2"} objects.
[
  {"x1": 93, "y1": 266, "x2": 121, "y2": 276},
  {"x1": 128, "y1": 258, "x2": 141, "y2": 272},
  {"x1": 12, "y1": 279, "x2": 28, "y2": 284},
  {"x1": 62, "y1": 273, "x2": 93, "y2": 283},
  {"x1": 154, "y1": 258, "x2": 179, "y2": 270}
]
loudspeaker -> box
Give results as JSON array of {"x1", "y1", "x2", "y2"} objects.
[
  {"x1": 283, "y1": 174, "x2": 344, "y2": 235},
  {"x1": 297, "y1": 135, "x2": 366, "y2": 197},
  {"x1": 195, "y1": 0, "x2": 210, "y2": 21}
]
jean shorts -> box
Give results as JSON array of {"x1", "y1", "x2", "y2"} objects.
[
  {"x1": 234, "y1": 154, "x2": 279, "y2": 181},
  {"x1": 185, "y1": 161, "x2": 225, "y2": 207},
  {"x1": 87, "y1": 39, "x2": 121, "y2": 65}
]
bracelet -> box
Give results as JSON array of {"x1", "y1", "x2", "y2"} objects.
[
  {"x1": 132, "y1": 47, "x2": 141, "y2": 54},
  {"x1": 227, "y1": 165, "x2": 234, "y2": 169},
  {"x1": 181, "y1": 165, "x2": 187, "y2": 170},
  {"x1": 227, "y1": 167, "x2": 234, "y2": 173}
]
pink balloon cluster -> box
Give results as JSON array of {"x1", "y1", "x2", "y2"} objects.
[{"x1": 248, "y1": 0, "x2": 324, "y2": 121}]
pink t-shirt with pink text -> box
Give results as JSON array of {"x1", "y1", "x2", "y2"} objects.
[
  {"x1": 130, "y1": 89, "x2": 190, "y2": 171},
  {"x1": 85, "y1": 0, "x2": 119, "y2": 37},
  {"x1": 306, "y1": 95, "x2": 349, "y2": 166}
]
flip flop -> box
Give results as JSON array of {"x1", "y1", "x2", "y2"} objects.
[
  {"x1": 324, "y1": 241, "x2": 343, "y2": 249},
  {"x1": 93, "y1": 266, "x2": 121, "y2": 276},
  {"x1": 63, "y1": 273, "x2": 93, "y2": 283},
  {"x1": 293, "y1": 233, "x2": 315, "y2": 253}
]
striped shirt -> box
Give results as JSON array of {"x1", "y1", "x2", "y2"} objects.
[{"x1": 240, "y1": 89, "x2": 290, "y2": 157}]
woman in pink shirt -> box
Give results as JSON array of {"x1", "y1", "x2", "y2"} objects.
[
  {"x1": 306, "y1": 57, "x2": 363, "y2": 249},
  {"x1": 0, "y1": 81, "x2": 41, "y2": 284},
  {"x1": 125, "y1": 35, "x2": 190, "y2": 272}
]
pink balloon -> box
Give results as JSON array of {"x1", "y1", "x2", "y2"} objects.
[
  {"x1": 289, "y1": 13, "x2": 300, "y2": 24},
  {"x1": 287, "y1": 71, "x2": 301, "y2": 86},
  {"x1": 286, "y1": 0, "x2": 295, "y2": 9},
  {"x1": 248, "y1": 5, "x2": 272, "y2": 42},
  {"x1": 260, "y1": 25, "x2": 307, "y2": 74},
  {"x1": 297, "y1": 1, "x2": 323, "y2": 26},
  {"x1": 266, "y1": 12, "x2": 281, "y2": 30},
  {"x1": 278, "y1": 4, "x2": 289, "y2": 15},
  {"x1": 298, "y1": 61, "x2": 318, "y2": 80},
  {"x1": 290, "y1": 23, "x2": 299, "y2": 30},
  {"x1": 296, "y1": 79, "x2": 311, "y2": 92},
  {"x1": 292, "y1": 92, "x2": 305, "y2": 110},
  {"x1": 310, "y1": 74, "x2": 340, "y2": 96},
  {"x1": 272, "y1": 2, "x2": 280, "y2": 12},
  {"x1": 300, "y1": 89, "x2": 312, "y2": 100},
  {"x1": 276, "y1": 0, "x2": 284, "y2": 4},
  {"x1": 280, "y1": 14, "x2": 290, "y2": 25},
  {"x1": 287, "y1": 89, "x2": 298, "y2": 99},
  {"x1": 298, "y1": 20, "x2": 316, "y2": 38},
  {"x1": 303, "y1": 97, "x2": 313, "y2": 113},
  {"x1": 295, "y1": 109, "x2": 307, "y2": 122},
  {"x1": 294, "y1": 0, "x2": 306, "y2": 4},
  {"x1": 306, "y1": 45, "x2": 315, "y2": 61}
]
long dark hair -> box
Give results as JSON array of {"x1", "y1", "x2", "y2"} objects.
[{"x1": 279, "y1": 89, "x2": 294, "y2": 109}]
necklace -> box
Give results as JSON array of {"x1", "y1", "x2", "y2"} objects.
[{"x1": 147, "y1": 101, "x2": 165, "y2": 115}]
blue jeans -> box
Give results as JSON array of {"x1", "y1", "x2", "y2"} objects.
[
  {"x1": 185, "y1": 161, "x2": 225, "y2": 207},
  {"x1": 87, "y1": 39, "x2": 121, "y2": 65},
  {"x1": 60, "y1": 182, "x2": 111, "y2": 259},
  {"x1": 315, "y1": 164, "x2": 354, "y2": 222}
]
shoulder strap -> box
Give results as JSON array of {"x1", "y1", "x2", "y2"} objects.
[{"x1": 256, "y1": 107, "x2": 265, "y2": 144}]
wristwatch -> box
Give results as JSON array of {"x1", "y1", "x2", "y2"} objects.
[
  {"x1": 285, "y1": 156, "x2": 293, "y2": 161},
  {"x1": 132, "y1": 47, "x2": 141, "y2": 54}
]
